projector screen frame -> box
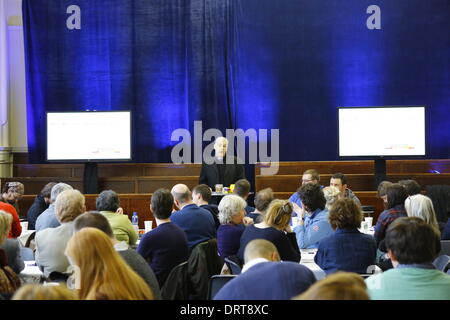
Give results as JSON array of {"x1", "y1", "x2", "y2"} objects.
[
  {"x1": 46, "y1": 110, "x2": 133, "y2": 163},
  {"x1": 337, "y1": 105, "x2": 427, "y2": 160}
]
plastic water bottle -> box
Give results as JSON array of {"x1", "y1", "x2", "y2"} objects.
[{"x1": 131, "y1": 212, "x2": 139, "y2": 232}]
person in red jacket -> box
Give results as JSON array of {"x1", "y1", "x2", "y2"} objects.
[{"x1": 0, "y1": 202, "x2": 21, "y2": 238}]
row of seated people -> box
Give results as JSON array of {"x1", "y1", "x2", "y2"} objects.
[{"x1": 0, "y1": 176, "x2": 450, "y2": 299}]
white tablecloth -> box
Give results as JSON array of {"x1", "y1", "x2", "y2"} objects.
[
  {"x1": 300, "y1": 249, "x2": 326, "y2": 280},
  {"x1": 19, "y1": 261, "x2": 44, "y2": 284}
]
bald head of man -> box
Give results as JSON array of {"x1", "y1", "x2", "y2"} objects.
[
  {"x1": 244, "y1": 239, "x2": 280, "y2": 265},
  {"x1": 171, "y1": 184, "x2": 193, "y2": 209}
]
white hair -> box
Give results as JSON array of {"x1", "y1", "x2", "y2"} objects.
[
  {"x1": 322, "y1": 186, "x2": 341, "y2": 210},
  {"x1": 405, "y1": 194, "x2": 439, "y2": 232},
  {"x1": 218, "y1": 195, "x2": 246, "y2": 224}
]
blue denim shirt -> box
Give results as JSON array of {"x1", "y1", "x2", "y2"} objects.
[
  {"x1": 293, "y1": 208, "x2": 333, "y2": 249},
  {"x1": 35, "y1": 204, "x2": 61, "y2": 231}
]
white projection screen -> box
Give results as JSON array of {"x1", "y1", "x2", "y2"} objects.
[
  {"x1": 47, "y1": 111, "x2": 131, "y2": 161},
  {"x1": 338, "y1": 106, "x2": 426, "y2": 157}
]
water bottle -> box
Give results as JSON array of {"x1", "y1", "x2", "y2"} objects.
[{"x1": 131, "y1": 212, "x2": 139, "y2": 232}]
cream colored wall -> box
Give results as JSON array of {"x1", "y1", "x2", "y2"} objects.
[{"x1": 6, "y1": 0, "x2": 27, "y2": 153}]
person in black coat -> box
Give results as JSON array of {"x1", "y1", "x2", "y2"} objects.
[
  {"x1": 199, "y1": 137, "x2": 245, "y2": 191},
  {"x1": 26, "y1": 182, "x2": 57, "y2": 230}
]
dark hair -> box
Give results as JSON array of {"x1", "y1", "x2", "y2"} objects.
[
  {"x1": 331, "y1": 173, "x2": 347, "y2": 185},
  {"x1": 385, "y1": 217, "x2": 440, "y2": 264},
  {"x1": 233, "y1": 179, "x2": 251, "y2": 197},
  {"x1": 151, "y1": 189, "x2": 174, "y2": 220},
  {"x1": 254, "y1": 188, "x2": 274, "y2": 212},
  {"x1": 192, "y1": 184, "x2": 212, "y2": 202},
  {"x1": 386, "y1": 183, "x2": 408, "y2": 209},
  {"x1": 377, "y1": 181, "x2": 393, "y2": 198},
  {"x1": 298, "y1": 183, "x2": 326, "y2": 212},
  {"x1": 40, "y1": 182, "x2": 58, "y2": 198},
  {"x1": 73, "y1": 211, "x2": 114, "y2": 238},
  {"x1": 96, "y1": 190, "x2": 120, "y2": 212},
  {"x1": 328, "y1": 198, "x2": 363, "y2": 230},
  {"x1": 398, "y1": 179, "x2": 421, "y2": 196}
]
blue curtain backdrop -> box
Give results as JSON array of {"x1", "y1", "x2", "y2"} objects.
[{"x1": 22, "y1": 0, "x2": 450, "y2": 164}]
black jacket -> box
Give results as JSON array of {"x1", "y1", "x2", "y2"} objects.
[
  {"x1": 26, "y1": 195, "x2": 49, "y2": 230},
  {"x1": 199, "y1": 156, "x2": 245, "y2": 189}
]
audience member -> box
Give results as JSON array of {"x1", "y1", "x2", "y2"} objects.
[
  {"x1": 0, "y1": 182, "x2": 24, "y2": 218},
  {"x1": 35, "y1": 189, "x2": 85, "y2": 277},
  {"x1": 217, "y1": 195, "x2": 247, "y2": 258},
  {"x1": 247, "y1": 188, "x2": 274, "y2": 223},
  {"x1": 137, "y1": 189, "x2": 189, "y2": 288},
  {"x1": 96, "y1": 190, "x2": 137, "y2": 246},
  {"x1": 192, "y1": 184, "x2": 220, "y2": 229},
  {"x1": 322, "y1": 186, "x2": 341, "y2": 211},
  {"x1": 214, "y1": 239, "x2": 315, "y2": 300},
  {"x1": 366, "y1": 217, "x2": 450, "y2": 300},
  {"x1": 315, "y1": 198, "x2": 377, "y2": 274},
  {"x1": 170, "y1": 184, "x2": 216, "y2": 249},
  {"x1": 12, "y1": 283, "x2": 77, "y2": 300},
  {"x1": 238, "y1": 200, "x2": 300, "y2": 263},
  {"x1": 0, "y1": 211, "x2": 24, "y2": 274},
  {"x1": 373, "y1": 183, "x2": 408, "y2": 246},
  {"x1": 65, "y1": 228, "x2": 153, "y2": 300},
  {"x1": 27, "y1": 182, "x2": 57, "y2": 230},
  {"x1": 294, "y1": 272, "x2": 369, "y2": 300},
  {"x1": 0, "y1": 201, "x2": 21, "y2": 238},
  {"x1": 0, "y1": 248, "x2": 21, "y2": 298},
  {"x1": 293, "y1": 183, "x2": 333, "y2": 249},
  {"x1": 329, "y1": 173, "x2": 361, "y2": 205},
  {"x1": 74, "y1": 211, "x2": 161, "y2": 299},
  {"x1": 35, "y1": 183, "x2": 73, "y2": 231},
  {"x1": 288, "y1": 169, "x2": 321, "y2": 207},
  {"x1": 405, "y1": 194, "x2": 440, "y2": 234},
  {"x1": 442, "y1": 219, "x2": 450, "y2": 240},
  {"x1": 398, "y1": 179, "x2": 421, "y2": 196},
  {"x1": 233, "y1": 179, "x2": 255, "y2": 214},
  {"x1": 377, "y1": 180, "x2": 393, "y2": 210}
]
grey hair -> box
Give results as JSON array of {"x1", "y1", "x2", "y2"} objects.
[
  {"x1": 322, "y1": 186, "x2": 341, "y2": 210},
  {"x1": 96, "y1": 190, "x2": 120, "y2": 212},
  {"x1": 218, "y1": 195, "x2": 246, "y2": 224},
  {"x1": 405, "y1": 194, "x2": 440, "y2": 232},
  {"x1": 50, "y1": 183, "x2": 74, "y2": 203}
]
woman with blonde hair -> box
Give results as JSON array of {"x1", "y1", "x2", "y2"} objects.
[
  {"x1": 294, "y1": 272, "x2": 369, "y2": 300},
  {"x1": 404, "y1": 194, "x2": 440, "y2": 234},
  {"x1": 65, "y1": 227, "x2": 153, "y2": 300},
  {"x1": 237, "y1": 200, "x2": 300, "y2": 264},
  {"x1": 12, "y1": 283, "x2": 77, "y2": 300},
  {"x1": 322, "y1": 186, "x2": 341, "y2": 210},
  {"x1": 0, "y1": 210, "x2": 24, "y2": 274}
]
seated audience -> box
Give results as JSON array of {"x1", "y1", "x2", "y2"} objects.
[
  {"x1": 289, "y1": 169, "x2": 321, "y2": 207},
  {"x1": 238, "y1": 200, "x2": 300, "y2": 263},
  {"x1": 294, "y1": 272, "x2": 369, "y2": 300},
  {"x1": 0, "y1": 201, "x2": 21, "y2": 239},
  {"x1": 27, "y1": 182, "x2": 56, "y2": 230},
  {"x1": 192, "y1": 184, "x2": 220, "y2": 229},
  {"x1": 214, "y1": 239, "x2": 315, "y2": 300},
  {"x1": 0, "y1": 182, "x2": 24, "y2": 218},
  {"x1": 246, "y1": 188, "x2": 274, "y2": 224},
  {"x1": 377, "y1": 180, "x2": 393, "y2": 210},
  {"x1": 35, "y1": 189, "x2": 85, "y2": 277},
  {"x1": 36, "y1": 183, "x2": 73, "y2": 231},
  {"x1": 366, "y1": 217, "x2": 450, "y2": 300},
  {"x1": 96, "y1": 190, "x2": 138, "y2": 246},
  {"x1": 0, "y1": 248, "x2": 21, "y2": 298},
  {"x1": 329, "y1": 173, "x2": 361, "y2": 206},
  {"x1": 398, "y1": 179, "x2": 421, "y2": 196},
  {"x1": 65, "y1": 228, "x2": 153, "y2": 300},
  {"x1": 137, "y1": 189, "x2": 189, "y2": 288},
  {"x1": 314, "y1": 198, "x2": 377, "y2": 274},
  {"x1": 374, "y1": 183, "x2": 408, "y2": 246},
  {"x1": 293, "y1": 183, "x2": 334, "y2": 249},
  {"x1": 233, "y1": 179, "x2": 255, "y2": 214},
  {"x1": 74, "y1": 211, "x2": 161, "y2": 299},
  {"x1": 0, "y1": 211, "x2": 24, "y2": 274},
  {"x1": 217, "y1": 195, "x2": 247, "y2": 258},
  {"x1": 322, "y1": 186, "x2": 341, "y2": 211},
  {"x1": 12, "y1": 283, "x2": 77, "y2": 300},
  {"x1": 405, "y1": 193, "x2": 440, "y2": 234},
  {"x1": 170, "y1": 184, "x2": 216, "y2": 249}
]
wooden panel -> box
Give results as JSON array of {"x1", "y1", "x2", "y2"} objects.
[
  {"x1": 143, "y1": 164, "x2": 201, "y2": 176},
  {"x1": 255, "y1": 159, "x2": 450, "y2": 175},
  {"x1": 99, "y1": 178, "x2": 137, "y2": 194},
  {"x1": 13, "y1": 164, "x2": 83, "y2": 178},
  {"x1": 0, "y1": 177, "x2": 83, "y2": 194},
  {"x1": 97, "y1": 164, "x2": 145, "y2": 178},
  {"x1": 136, "y1": 176, "x2": 199, "y2": 193}
]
